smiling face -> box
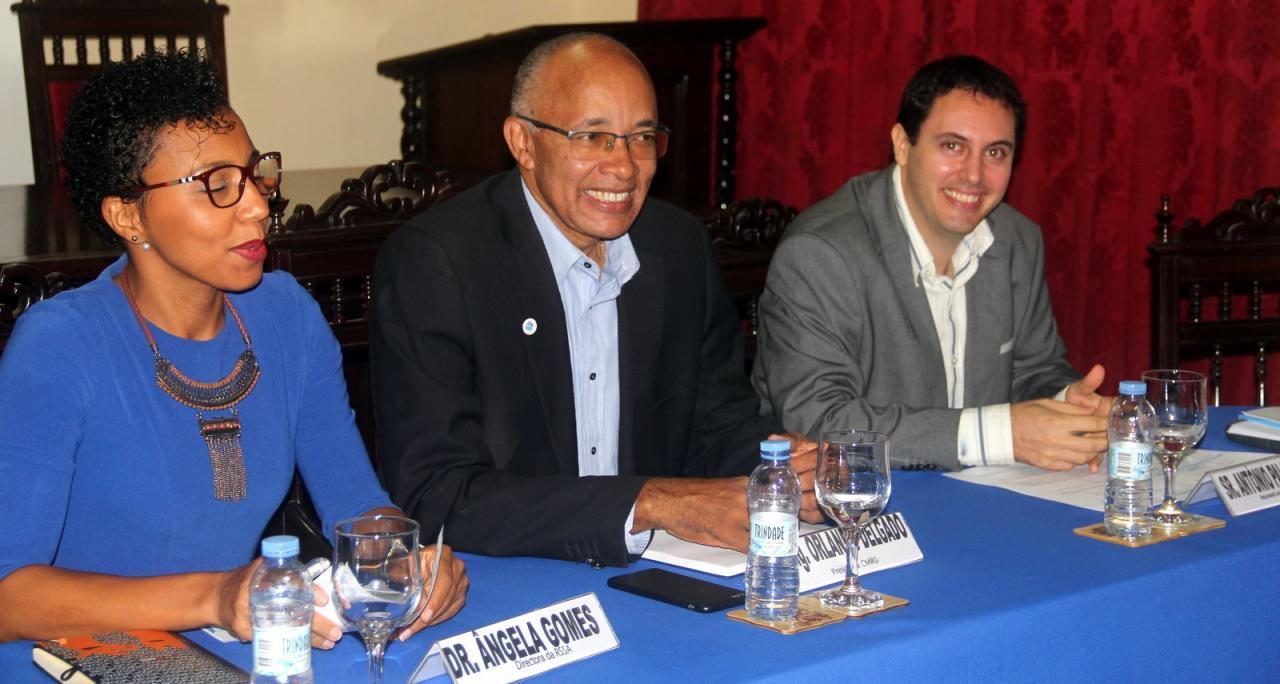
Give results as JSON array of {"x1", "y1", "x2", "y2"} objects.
[
  {"x1": 504, "y1": 40, "x2": 658, "y2": 257},
  {"x1": 891, "y1": 90, "x2": 1016, "y2": 262},
  {"x1": 110, "y1": 110, "x2": 271, "y2": 297}
]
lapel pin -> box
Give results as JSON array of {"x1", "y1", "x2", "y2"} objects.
[{"x1": 522, "y1": 318, "x2": 538, "y2": 335}]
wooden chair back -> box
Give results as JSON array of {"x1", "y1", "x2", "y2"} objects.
[
  {"x1": 1149, "y1": 188, "x2": 1280, "y2": 405},
  {"x1": 268, "y1": 160, "x2": 464, "y2": 465},
  {"x1": 11, "y1": 0, "x2": 229, "y2": 185},
  {"x1": 0, "y1": 262, "x2": 70, "y2": 330}
]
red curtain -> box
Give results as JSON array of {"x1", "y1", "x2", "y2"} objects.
[{"x1": 642, "y1": 0, "x2": 1280, "y2": 404}]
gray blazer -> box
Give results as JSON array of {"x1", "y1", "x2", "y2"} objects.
[{"x1": 751, "y1": 165, "x2": 1078, "y2": 470}]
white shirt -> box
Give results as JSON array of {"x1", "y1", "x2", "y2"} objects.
[
  {"x1": 522, "y1": 181, "x2": 652, "y2": 553},
  {"x1": 891, "y1": 165, "x2": 1015, "y2": 466}
]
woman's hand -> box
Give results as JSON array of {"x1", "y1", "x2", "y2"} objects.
[
  {"x1": 214, "y1": 558, "x2": 345, "y2": 649},
  {"x1": 212, "y1": 559, "x2": 259, "y2": 641},
  {"x1": 310, "y1": 583, "x2": 345, "y2": 649},
  {"x1": 397, "y1": 544, "x2": 469, "y2": 642}
]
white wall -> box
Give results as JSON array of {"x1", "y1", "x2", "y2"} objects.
[
  {"x1": 0, "y1": 0, "x2": 637, "y2": 186},
  {"x1": 1, "y1": 10, "x2": 33, "y2": 185}
]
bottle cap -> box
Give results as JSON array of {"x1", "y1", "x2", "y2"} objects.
[
  {"x1": 261, "y1": 535, "x2": 300, "y2": 559},
  {"x1": 1119, "y1": 380, "x2": 1146, "y2": 396},
  {"x1": 760, "y1": 439, "x2": 791, "y2": 460}
]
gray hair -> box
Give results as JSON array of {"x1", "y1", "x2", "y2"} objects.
[{"x1": 509, "y1": 32, "x2": 641, "y2": 116}]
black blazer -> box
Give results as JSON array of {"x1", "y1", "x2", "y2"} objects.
[{"x1": 370, "y1": 170, "x2": 781, "y2": 566}]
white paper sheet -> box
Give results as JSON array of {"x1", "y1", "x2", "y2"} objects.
[
  {"x1": 1239, "y1": 407, "x2": 1280, "y2": 428},
  {"x1": 942, "y1": 449, "x2": 1263, "y2": 512},
  {"x1": 641, "y1": 518, "x2": 925, "y2": 579},
  {"x1": 1229, "y1": 419, "x2": 1280, "y2": 441},
  {"x1": 642, "y1": 523, "x2": 829, "y2": 576}
]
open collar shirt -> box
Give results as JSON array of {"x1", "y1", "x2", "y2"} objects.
[
  {"x1": 522, "y1": 181, "x2": 651, "y2": 552},
  {"x1": 891, "y1": 164, "x2": 1015, "y2": 466}
]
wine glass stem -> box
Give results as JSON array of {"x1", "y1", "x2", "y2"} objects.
[
  {"x1": 1163, "y1": 461, "x2": 1176, "y2": 504},
  {"x1": 368, "y1": 637, "x2": 386, "y2": 684},
  {"x1": 842, "y1": 523, "x2": 864, "y2": 595},
  {"x1": 367, "y1": 635, "x2": 388, "y2": 684}
]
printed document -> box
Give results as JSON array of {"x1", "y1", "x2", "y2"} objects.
[{"x1": 942, "y1": 449, "x2": 1262, "y2": 511}]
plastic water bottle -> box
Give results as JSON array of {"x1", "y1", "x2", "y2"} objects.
[
  {"x1": 1105, "y1": 381, "x2": 1156, "y2": 539},
  {"x1": 746, "y1": 439, "x2": 801, "y2": 621},
  {"x1": 250, "y1": 535, "x2": 314, "y2": 684}
]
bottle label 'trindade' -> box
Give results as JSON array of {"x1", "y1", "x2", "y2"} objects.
[
  {"x1": 253, "y1": 625, "x2": 311, "y2": 676},
  {"x1": 749, "y1": 511, "x2": 798, "y2": 557},
  {"x1": 1108, "y1": 440, "x2": 1153, "y2": 481}
]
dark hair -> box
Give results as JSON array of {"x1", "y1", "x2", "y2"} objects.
[
  {"x1": 61, "y1": 49, "x2": 231, "y2": 247},
  {"x1": 895, "y1": 55, "x2": 1026, "y2": 147},
  {"x1": 509, "y1": 32, "x2": 640, "y2": 116}
]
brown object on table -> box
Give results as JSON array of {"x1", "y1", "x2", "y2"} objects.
[
  {"x1": 1149, "y1": 188, "x2": 1280, "y2": 406},
  {"x1": 33, "y1": 630, "x2": 245, "y2": 683},
  {"x1": 727, "y1": 593, "x2": 909, "y2": 634},
  {"x1": 376, "y1": 18, "x2": 765, "y2": 211},
  {"x1": 1072, "y1": 515, "x2": 1226, "y2": 547},
  {"x1": 11, "y1": 0, "x2": 230, "y2": 186}
]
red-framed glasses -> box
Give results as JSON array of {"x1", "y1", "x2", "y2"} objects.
[{"x1": 130, "y1": 151, "x2": 282, "y2": 208}]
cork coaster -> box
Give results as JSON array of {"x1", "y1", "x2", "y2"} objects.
[
  {"x1": 727, "y1": 593, "x2": 908, "y2": 633},
  {"x1": 823, "y1": 591, "x2": 910, "y2": 619},
  {"x1": 1073, "y1": 514, "x2": 1226, "y2": 547}
]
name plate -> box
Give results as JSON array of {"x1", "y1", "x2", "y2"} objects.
[
  {"x1": 797, "y1": 512, "x2": 923, "y2": 592},
  {"x1": 1186, "y1": 455, "x2": 1280, "y2": 517},
  {"x1": 410, "y1": 592, "x2": 618, "y2": 684}
]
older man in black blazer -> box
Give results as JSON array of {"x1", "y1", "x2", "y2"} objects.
[{"x1": 370, "y1": 33, "x2": 816, "y2": 568}]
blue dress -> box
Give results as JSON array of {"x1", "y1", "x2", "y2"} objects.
[{"x1": 0, "y1": 256, "x2": 391, "y2": 580}]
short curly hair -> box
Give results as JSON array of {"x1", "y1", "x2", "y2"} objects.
[{"x1": 61, "y1": 49, "x2": 232, "y2": 247}]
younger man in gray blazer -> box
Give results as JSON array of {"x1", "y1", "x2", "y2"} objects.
[{"x1": 753, "y1": 56, "x2": 1110, "y2": 471}]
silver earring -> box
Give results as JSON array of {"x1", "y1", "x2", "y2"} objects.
[{"x1": 142, "y1": 242, "x2": 151, "y2": 251}]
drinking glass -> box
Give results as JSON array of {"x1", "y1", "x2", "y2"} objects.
[
  {"x1": 814, "y1": 430, "x2": 892, "y2": 616},
  {"x1": 1141, "y1": 369, "x2": 1208, "y2": 528},
  {"x1": 333, "y1": 515, "x2": 422, "y2": 684}
]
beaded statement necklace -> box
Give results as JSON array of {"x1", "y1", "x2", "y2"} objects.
[{"x1": 120, "y1": 272, "x2": 260, "y2": 501}]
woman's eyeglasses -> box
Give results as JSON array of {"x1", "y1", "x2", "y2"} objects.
[{"x1": 130, "y1": 151, "x2": 282, "y2": 208}]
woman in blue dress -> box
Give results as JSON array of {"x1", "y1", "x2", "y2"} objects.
[{"x1": 0, "y1": 51, "x2": 467, "y2": 647}]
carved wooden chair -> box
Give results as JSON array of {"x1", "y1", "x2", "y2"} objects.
[
  {"x1": 11, "y1": 0, "x2": 229, "y2": 185},
  {"x1": 0, "y1": 263, "x2": 70, "y2": 338},
  {"x1": 262, "y1": 160, "x2": 462, "y2": 558},
  {"x1": 1149, "y1": 188, "x2": 1280, "y2": 406},
  {"x1": 703, "y1": 197, "x2": 797, "y2": 365}
]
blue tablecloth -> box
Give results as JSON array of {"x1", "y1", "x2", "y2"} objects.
[{"x1": 5, "y1": 406, "x2": 1278, "y2": 682}]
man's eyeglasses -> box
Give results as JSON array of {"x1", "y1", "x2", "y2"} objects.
[
  {"x1": 130, "y1": 151, "x2": 283, "y2": 209},
  {"x1": 516, "y1": 115, "x2": 670, "y2": 161}
]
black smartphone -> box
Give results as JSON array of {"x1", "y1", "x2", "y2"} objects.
[{"x1": 606, "y1": 568, "x2": 745, "y2": 613}]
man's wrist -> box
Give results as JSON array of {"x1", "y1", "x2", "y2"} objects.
[
  {"x1": 623, "y1": 503, "x2": 653, "y2": 555},
  {"x1": 957, "y1": 404, "x2": 1015, "y2": 466},
  {"x1": 631, "y1": 478, "x2": 668, "y2": 533}
]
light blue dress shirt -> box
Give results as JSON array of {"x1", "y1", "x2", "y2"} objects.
[{"x1": 521, "y1": 181, "x2": 652, "y2": 554}]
